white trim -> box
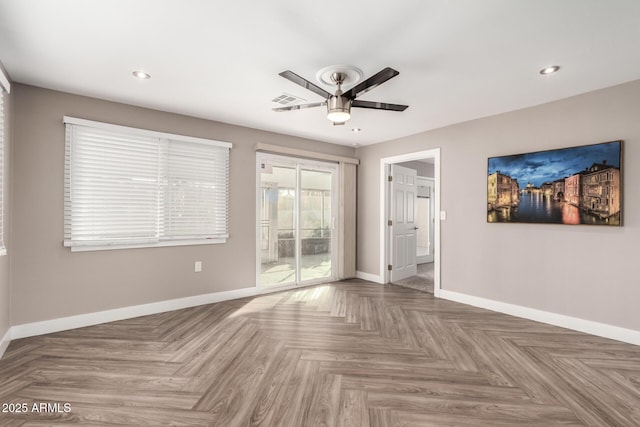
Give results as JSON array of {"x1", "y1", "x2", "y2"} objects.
[
  {"x1": 10, "y1": 287, "x2": 258, "y2": 340},
  {"x1": 356, "y1": 271, "x2": 384, "y2": 283},
  {"x1": 255, "y1": 142, "x2": 359, "y2": 165},
  {"x1": 255, "y1": 155, "x2": 262, "y2": 291},
  {"x1": 379, "y1": 149, "x2": 441, "y2": 296},
  {"x1": 440, "y1": 290, "x2": 640, "y2": 346},
  {"x1": 68, "y1": 238, "x2": 227, "y2": 252},
  {"x1": 63, "y1": 116, "x2": 232, "y2": 148},
  {"x1": 5, "y1": 285, "x2": 638, "y2": 359},
  {"x1": 0, "y1": 68, "x2": 10, "y2": 93},
  {"x1": 256, "y1": 152, "x2": 339, "y2": 170},
  {"x1": 6, "y1": 281, "x2": 341, "y2": 345},
  {"x1": 0, "y1": 328, "x2": 11, "y2": 359}
]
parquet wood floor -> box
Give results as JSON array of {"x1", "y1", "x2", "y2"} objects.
[{"x1": 1, "y1": 280, "x2": 640, "y2": 426}]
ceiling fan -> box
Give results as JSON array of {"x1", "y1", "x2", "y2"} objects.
[{"x1": 273, "y1": 67, "x2": 408, "y2": 125}]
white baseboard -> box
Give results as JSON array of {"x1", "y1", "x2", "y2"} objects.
[
  {"x1": 356, "y1": 271, "x2": 384, "y2": 284},
  {"x1": 0, "y1": 327, "x2": 11, "y2": 359},
  {"x1": 7, "y1": 284, "x2": 637, "y2": 359},
  {"x1": 10, "y1": 286, "x2": 258, "y2": 341},
  {"x1": 439, "y1": 289, "x2": 640, "y2": 347}
]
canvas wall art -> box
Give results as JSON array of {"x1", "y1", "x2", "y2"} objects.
[{"x1": 487, "y1": 140, "x2": 622, "y2": 225}]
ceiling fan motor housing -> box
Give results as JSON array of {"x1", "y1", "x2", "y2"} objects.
[{"x1": 327, "y1": 95, "x2": 352, "y2": 122}]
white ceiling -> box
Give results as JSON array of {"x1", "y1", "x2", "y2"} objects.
[{"x1": 1, "y1": 0, "x2": 640, "y2": 147}]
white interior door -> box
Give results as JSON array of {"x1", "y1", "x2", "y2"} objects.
[{"x1": 390, "y1": 164, "x2": 418, "y2": 282}]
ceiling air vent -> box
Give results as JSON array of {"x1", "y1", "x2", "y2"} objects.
[{"x1": 271, "y1": 92, "x2": 306, "y2": 106}]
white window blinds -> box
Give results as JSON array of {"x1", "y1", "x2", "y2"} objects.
[
  {"x1": 162, "y1": 139, "x2": 230, "y2": 240},
  {"x1": 64, "y1": 117, "x2": 231, "y2": 251}
]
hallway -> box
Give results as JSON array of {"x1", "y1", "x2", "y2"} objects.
[{"x1": 392, "y1": 262, "x2": 434, "y2": 293}]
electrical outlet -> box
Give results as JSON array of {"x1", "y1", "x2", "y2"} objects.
[{"x1": 194, "y1": 261, "x2": 202, "y2": 272}]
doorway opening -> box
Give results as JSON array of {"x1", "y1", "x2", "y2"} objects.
[
  {"x1": 380, "y1": 149, "x2": 440, "y2": 296},
  {"x1": 256, "y1": 153, "x2": 339, "y2": 291}
]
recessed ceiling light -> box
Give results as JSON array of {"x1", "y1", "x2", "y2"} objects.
[
  {"x1": 351, "y1": 127, "x2": 362, "y2": 133},
  {"x1": 539, "y1": 65, "x2": 560, "y2": 75},
  {"x1": 132, "y1": 70, "x2": 151, "y2": 80}
]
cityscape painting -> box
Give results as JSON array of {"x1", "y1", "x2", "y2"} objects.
[{"x1": 487, "y1": 140, "x2": 622, "y2": 225}]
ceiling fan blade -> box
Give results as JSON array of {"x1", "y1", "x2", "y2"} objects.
[
  {"x1": 352, "y1": 100, "x2": 408, "y2": 111},
  {"x1": 279, "y1": 70, "x2": 331, "y2": 99},
  {"x1": 272, "y1": 101, "x2": 327, "y2": 112},
  {"x1": 342, "y1": 67, "x2": 400, "y2": 100}
]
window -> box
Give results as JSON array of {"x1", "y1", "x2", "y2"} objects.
[
  {"x1": 0, "y1": 70, "x2": 9, "y2": 256},
  {"x1": 64, "y1": 117, "x2": 231, "y2": 251}
]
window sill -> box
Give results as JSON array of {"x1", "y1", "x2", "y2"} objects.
[{"x1": 65, "y1": 239, "x2": 227, "y2": 252}]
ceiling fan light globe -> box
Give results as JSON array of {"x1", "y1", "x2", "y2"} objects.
[{"x1": 327, "y1": 110, "x2": 351, "y2": 123}]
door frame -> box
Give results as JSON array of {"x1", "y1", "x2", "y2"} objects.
[
  {"x1": 379, "y1": 148, "x2": 441, "y2": 296},
  {"x1": 256, "y1": 152, "x2": 340, "y2": 292}
]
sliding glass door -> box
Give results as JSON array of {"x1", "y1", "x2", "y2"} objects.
[
  {"x1": 259, "y1": 164, "x2": 297, "y2": 286},
  {"x1": 299, "y1": 169, "x2": 333, "y2": 282},
  {"x1": 257, "y1": 154, "x2": 337, "y2": 289}
]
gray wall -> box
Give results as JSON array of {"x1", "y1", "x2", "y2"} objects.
[
  {"x1": 0, "y1": 65, "x2": 11, "y2": 341},
  {"x1": 357, "y1": 79, "x2": 640, "y2": 332},
  {"x1": 396, "y1": 160, "x2": 434, "y2": 178},
  {"x1": 11, "y1": 84, "x2": 355, "y2": 325}
]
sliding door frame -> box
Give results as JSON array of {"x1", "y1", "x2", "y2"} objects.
[{"x1": 255, "y1": 152, "x2": 340, "y2": 291}]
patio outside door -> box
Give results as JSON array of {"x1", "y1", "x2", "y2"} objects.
[{"x1": 258, "y1": 154, "x2": 337, "y2": 289}]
